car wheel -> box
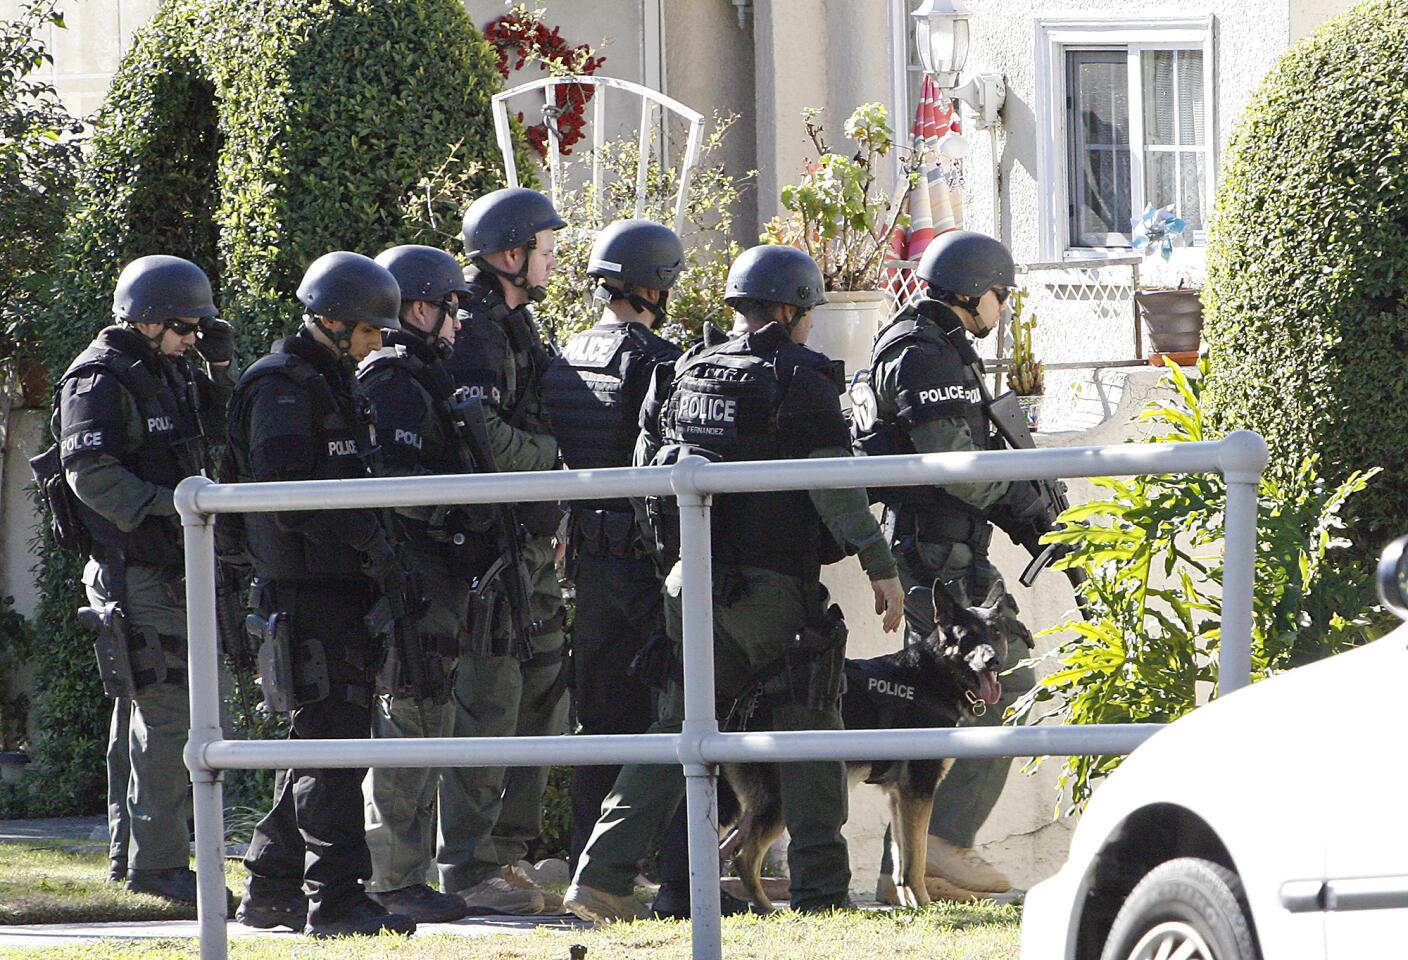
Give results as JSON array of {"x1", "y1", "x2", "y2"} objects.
[{"x1": 1099, "y1": 857, "x2": 1259, "y2": 960}]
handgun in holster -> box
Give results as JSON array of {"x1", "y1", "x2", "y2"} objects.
[
  {"x1": 79, "y1": 603, "x2": 139, "y2": 699},
  {"x1": 246, "y1": 611, "x2": 297, "y2": 713},
  {"x1": 785, "y1": 602, "x2": 850, "y2": 712},
  {"x1": 627, "y1": 628, "x2": 681, "y2": 693},
  {"x1": 368, "y1": 596, "x2": 451, "y2": 704}
]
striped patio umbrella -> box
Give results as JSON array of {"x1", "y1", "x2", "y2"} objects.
[{"x1": 891, "y1": 73, "x2": 963, "y2": 263}]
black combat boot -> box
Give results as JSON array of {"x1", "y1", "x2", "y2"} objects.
[
  {"x1": 236, "y1": 882, "x2": 308, "y2": 931},
  {"x1": 650, "y1": 883, "x2": 761, "y2": 920},
  {"x1": 368, "y1": 883, "x2": 468, "y2": 922},
  {"x1": 305, "y1": 896, "x2": 416, "y2": 939}
]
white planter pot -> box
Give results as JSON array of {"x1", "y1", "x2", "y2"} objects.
[{"x1": 804, "y1": 290, "x2": 891, "y2": 384}]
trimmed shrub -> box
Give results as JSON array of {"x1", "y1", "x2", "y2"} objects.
[
  {"x1": 1202, "y1": 0, "x2": 1408, "y2": 556},
  {"x1": 25, "y1": 0, "x2": 513, "y2": 815}
]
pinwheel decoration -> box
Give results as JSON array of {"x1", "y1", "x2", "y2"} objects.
[{"x1": 1130, "y1": 203, "x2": 1187, "y2": 261}]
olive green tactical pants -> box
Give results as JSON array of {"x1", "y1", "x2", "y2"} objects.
[
  {"x1": 892, "y1": 538, "x2": 1037, "y2": 852},
  {"x1": 363, "y1": 553, "x2": 467, "y2": 893},
  {"x1": 575, "y1": 563, "x2": 852, "y2": 911},
  {"x1": 437, "y1": 536, "x2": 569, "y2": 894},
  {"x1": 86, "y1": 560, "x2": 194, "y2": 873}
]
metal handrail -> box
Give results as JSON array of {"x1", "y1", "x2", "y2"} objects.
[
  {"x1": 492, "y1": 76, "x2": 706, "y2": 236},
  {"x1": 177, "y1": 434, "x2": 1267, "y2": 960}
]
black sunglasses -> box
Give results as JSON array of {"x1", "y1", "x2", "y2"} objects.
[
  {"x1": 164, "y1": 319, "x2": 202, "y2": 336},
  {"x1": 991, "y1": 287, "x2": 1012, "y2": 305}
]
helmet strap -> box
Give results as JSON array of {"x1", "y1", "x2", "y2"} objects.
[
  {"x1": 308, "y1": 314, "x2": 356, "y2": 363},
  {"x1": 122, "y1": 320, "x2": 166, "y2": 353},
  {"x1": 599, "y1": 282, "x2": 668, "y2": 324},
  {"x1": 476, "y1": 236, "x2": 547, "y2": 303}
]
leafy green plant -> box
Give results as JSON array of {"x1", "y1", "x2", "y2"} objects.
[
  {"x1": 0, "y1": 595, "x2": 35, "y2": 754},
  {"x1": 1014, "y1": 358, "x2": 1384, "y2": 811},
  {"x1": 1005, "y1": 289, "x2": 1042, "y2": 396},
  {"x1": 0, "y1": 0, "x2": 84, "y2": 374},
  {"x1": 1202, "y1": 0, "x2": 1408, "y2": 560},
  {"x1": 28, "y1": 0, "x2": 514, "y2": 815},
  {"x1": 763, "y1": 103, "x2": 913, "y2": 292}
]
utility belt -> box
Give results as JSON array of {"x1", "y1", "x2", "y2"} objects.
[
  {"x1": 402, "y1": 511, "x2": 499, "y2": 571},
  {"x1": 629, "y1": 588, "x2": 849, "y2": 730},
  {"x1": 243, "y1": 578, "x2": 380, "y2": 712},
  {"x1": 570, "y1": 508, "x2": 645, "y2": 561},
  {"x1": 77, "y1": 603, "x2": 187, "y2": 697},
  {"x1": 896, "y1": 507, "x2": 993, "y2": 551}
]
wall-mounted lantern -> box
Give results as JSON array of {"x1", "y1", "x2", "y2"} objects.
[
  {"x1": 912, "y1": 0, "x2": 1004, "y2": 128},
  {"x1": 911, "y1": 0, "x2": 970, "y2": 89}
]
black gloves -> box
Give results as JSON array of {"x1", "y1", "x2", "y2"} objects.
[
  {"x1": 360, "y1": 531, "x2": 426, "y2": 618},
  {"x1": 988, "y1": 480, "x2": 1052, "y2": 549},
  {"x1": 195, "y1": 318, "x2": 236, "y2": 364}
]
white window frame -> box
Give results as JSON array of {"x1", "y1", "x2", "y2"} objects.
[
  {"x1": 1034, "y1": 16, "x2": 1218, "y2": 262},
  {"x1": 887, "y1": 0, "x2": 928, "y2": 190}
]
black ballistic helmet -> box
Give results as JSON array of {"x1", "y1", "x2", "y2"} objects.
[
  {"x1": 374, "y1": 245, "x2": 470, "y2": 304},
  {"x1": 113, "y1": 255, "x2": 218, "y2": 323},
  {"x1": 916, "y1": 230, "x2": 1017, "y2": 299},
  {"x1": 461, "y1": 187, "x2": 567, "y2": 258},
  {"x1": 724, "y1": 244, "x2": 827, "y2": 310},
  {"x1": 588, "y1": 219, "x2": 685, "y2": 292},
  {"x1": 296, "y1": 252, "x2": 401, "y2": 330}
]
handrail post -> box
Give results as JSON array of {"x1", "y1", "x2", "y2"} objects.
[
  {"x1": 176, "y1": 476, "x2": 228, "y2": 960},
  {"x1": 1218, "y1": 431, "x2": 1269, "y2": 695},
  {"x1": 672, "y1": 456, "x2": 722, "y2": 960}
]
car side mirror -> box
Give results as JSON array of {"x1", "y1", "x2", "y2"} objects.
[{"x1": 1376, "y1": 535, "x2": 1408, "y2": 619}]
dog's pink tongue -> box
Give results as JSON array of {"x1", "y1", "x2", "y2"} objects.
[{"x1": 979, "y1": 671, "x2": 1002, "y2": 705}]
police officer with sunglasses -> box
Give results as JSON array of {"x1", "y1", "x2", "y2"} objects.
[{"x1": 52, "y1": 255, "x2": 237, "y2": 904}]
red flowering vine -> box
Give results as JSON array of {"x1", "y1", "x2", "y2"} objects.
[{"x1": 483, "y1": 8, "x2": 606, "y2": 158}]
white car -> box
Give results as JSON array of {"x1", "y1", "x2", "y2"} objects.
[{"x1": 1020, "y1": 539, "x2": 1408, "y2": 960}]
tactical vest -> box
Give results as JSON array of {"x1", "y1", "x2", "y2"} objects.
[
  {"x1": 841, "y1": 656, "x2": 964, "y2": 784},
  {"x1": 446, "y1": 276, "x2": 562, "y2": 535},
  {"x1": 227, "y1": 338, "x2": 377, "y2": 581},
  {"x1": 56, "y1": 327, "x2": 208, "y2": 566},
  {"x1": 660, "y1": 328, "x2": 825, "y2": 577},
  {"x1": 858, "y1": 309, "x2": 991, "y2": 516},
  {"x1": 359, "y1": 338, "x2": 461, "y2": 475},
  {"x1": 541, "y1": 320, "x2": 680, "y2": 512}
]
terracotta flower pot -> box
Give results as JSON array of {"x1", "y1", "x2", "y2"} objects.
[{"x1": 1135, "y1": 288, "x2": 1204, "y2": 358}]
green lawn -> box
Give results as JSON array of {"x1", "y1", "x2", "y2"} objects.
[
  {"x1": 0, "y1": 842, "x2": 1022, "y2": 959},
  {"x1": 0, "y1": 841, "x2": 244, "y2": 925}
]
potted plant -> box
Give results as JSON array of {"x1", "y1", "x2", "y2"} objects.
[
  {"x1": 1131, "y1": 203, "x2": 1203, "y2": 363},
  {"x1": 1006, "y1": 288, "x2": 1044, "y2": 431},
  {"x1": 763, "y1": 103, "x2": 913, "y2": 376}
]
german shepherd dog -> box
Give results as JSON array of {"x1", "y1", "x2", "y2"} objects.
[{"x1": 718, "y1": 580, "x2": 1018, "y2": 911}]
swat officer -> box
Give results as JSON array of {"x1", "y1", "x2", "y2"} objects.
[
  {"x1": 230, "y1": 252, "x2": 418, "y2": 938},
  {"x1": 564, "y1": 244, "x2": 906, "y2": 923},
  {"x1": 354, "y1": 244, "x2": 474, "y2": 923},
  {"x1": 857, "y1": 230, "x2": 1044, "y2": 902},
  {"x1": 437, "y1": 187, "x2": 567, "y2": 914},
  {"x1": 538, "y1": 219, "x2": 704, "y2": 917},
  {"x1": 55, "y1": 255, "x2": 235, "y2": 904}
]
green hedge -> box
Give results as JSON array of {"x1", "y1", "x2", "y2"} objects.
[
  {"x1": 24, "y1": 0, "x2": 513, "y2": 816},
  {"x1": 1203, "y1": 0, "x2": 1408, "y2": 557}
]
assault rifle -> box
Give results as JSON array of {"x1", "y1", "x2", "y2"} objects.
[
  {"x1": 951, "y1": 337, "x2": 1089, "y2": 602},
  {"x1": 445, "y1": 390, "x2": 534, "y2": 661}
]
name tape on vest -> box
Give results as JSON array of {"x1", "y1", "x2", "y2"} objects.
[{"x1": 918, "y1": 384, "x2": 980, "y2": 406}]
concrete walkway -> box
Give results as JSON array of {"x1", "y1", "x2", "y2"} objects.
[{"x1": 0, "y1": 914, "x2": 589, "y2": 947}]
